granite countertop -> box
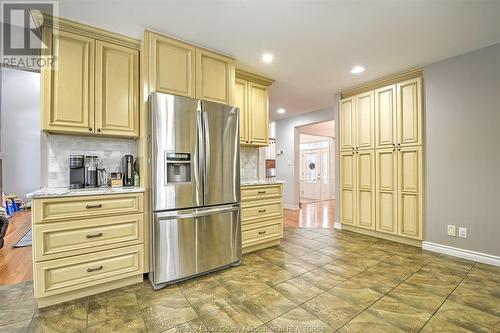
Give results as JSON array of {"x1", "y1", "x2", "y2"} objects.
[
  {"x1": 27, "y1": 186, "x2": 145, "y2": 199},
  {"x1": 241, "y1": 179, "x2": 285, "y2": 186}
]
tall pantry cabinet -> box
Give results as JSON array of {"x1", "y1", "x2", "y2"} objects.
[{"x1": 340, "y1": 76, "x2": 423, "y2": 242}]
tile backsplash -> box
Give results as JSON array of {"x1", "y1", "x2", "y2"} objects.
[
  {"x1": 43, "y1": 134, "x2": 137, "y2": 188},
  {"x1": 240, "y1": 147, "x2": 259, "y2": 181}
]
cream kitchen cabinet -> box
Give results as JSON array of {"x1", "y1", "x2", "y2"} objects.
[
  {"x1": 235, "y1": 70, "x2": 274, "y2": 146},
  {"x1": 339, "y1": 150, "x2": 375, "y2": 230},
  {"x1": 145, "y1": 30, "x2": 235, "y2": 105},
  {"x1": 40, "y1": 15, "x2": 141, "y2": 138},
  {"x1": 339, "y1": 72, "x2": 424, "y2": 244},
  {"x1": 339, "y1": 91, "x2": 375, "y2": 151}
]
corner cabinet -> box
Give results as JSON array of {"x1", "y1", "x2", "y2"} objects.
[
  {"x1": 40, "y1": 15, "x2": 141, "y2": 138},
  {"x1": 234, "y1": 70, "x2": 274, "y2": 146},
  {"x1": 339, "y1": 73, "x2": 423, "y2": 243},
  {"x1": 146, "y1": 30, "x2": 235, "y2": 105}
]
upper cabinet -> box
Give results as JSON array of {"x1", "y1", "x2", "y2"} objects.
[
  {"x1": 397, "y1": 77, "x2": 422, "y2": 147},
  {"x1": 195, "y1": 49, "x2": 234, "y2": 105},
  {"x1": 355, "y1": 91, "x2": 375, "y2": 150},
  {"x1": 39, "y1": 15, "x2": 141, "y2": 138},
  {"x1": 145, "y1": 31, "x2": 235, "y2": 105},
  {"x1": 148, "y1": 33, "x2": 196, "y2": 98},
  {"x1": 339, "y1": 97, "x2": 355, "y2": 151},
  {"x1": 234, "y1": 70, "x2": 274, "y2": 147}
]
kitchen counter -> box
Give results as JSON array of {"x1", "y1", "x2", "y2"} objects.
[
  {"x1": 241, "y1": 180, "x2": 285, "y2": 186},
  {"x1": 27, "y1": 186, "x2": 145, "y2": 199}
]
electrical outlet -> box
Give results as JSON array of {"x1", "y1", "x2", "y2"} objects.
[
  {"x1": 447, "y1": 225, "x2": 456, "y2": 236},
  {"x1": 458, "y1": 227, "x2": 467, "y2": 238}
]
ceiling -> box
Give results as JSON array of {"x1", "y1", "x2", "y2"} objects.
[
  {"x1": 298, "y1": 120, "x2": 335, "y2": 138},
  {"x1": 57, "y1": 1, "x2": 500, "y2": 120}
]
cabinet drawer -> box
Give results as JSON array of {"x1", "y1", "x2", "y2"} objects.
[
  {"x1": 34, "y1": 214, "x2": 143, "y2": 261},
  {"x1": 241, "y1": 200, "x2": 282, "y2": 224},
  {"x1": 33, "y1": 193, "x2": 143, "y2": 223},
  {"x1": 242, "y1": 223, "x2": 282, "y2": 246},
  {"x1": 34, "y1": 245, "x2": 143, "y2": 298},
  {"x1": 241, "y1": 184, "x2": 282, "y2": 201}
]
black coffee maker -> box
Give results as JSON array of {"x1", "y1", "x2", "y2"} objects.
[
  {"x1": 122, "y1": 155, "x2": 134, "y2": 187},
  {"x1": 69, "y1": 155, "x2": 85, "y2": 189}
]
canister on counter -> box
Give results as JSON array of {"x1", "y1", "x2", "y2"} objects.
[{"x1": 111, "y1": 172, "x2": 123, "y2": 187}]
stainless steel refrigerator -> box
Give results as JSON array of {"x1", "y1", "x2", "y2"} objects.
[{"x1": 149, "y1": 92, "x2": 241, "y2": 289}]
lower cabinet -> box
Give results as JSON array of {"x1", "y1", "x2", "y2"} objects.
[
  {"x1": 241, "y1": 183, "x2": 283, "y2": 253},
  {"x1": 31, "y1": 192, "x2": 145, "y2": 307}
]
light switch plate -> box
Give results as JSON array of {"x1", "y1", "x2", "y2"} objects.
[
  {"x1": 458, "y1": 227, "x2": 467, "y2": 238},
  {"x1": 447, "y1": 225, "x2": 456, "y2": 236}
]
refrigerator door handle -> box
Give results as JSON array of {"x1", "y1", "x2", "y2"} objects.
[
  {"x1": 155, "y1": 205, "x2": 239, "y2": 220},
  {"x1": 195, "y1": 107, "x2": 204, "y2": 205},
  {"x1": 202, "y1": 109, "x2": 210, "y2": 204}
]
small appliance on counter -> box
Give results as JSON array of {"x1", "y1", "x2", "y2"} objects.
[
  {"x1": 122, "y1": 155, "x2": 134, "y2": 187},
  {"x1": 69, "y1": 155, "x2": 85, "y2": 189},
  {"x1": 111, "y1": 172, "x2": 123, "y2": 187},
  {"x1": 84, "y1": 156, "x2": 99, "y2": 188}
]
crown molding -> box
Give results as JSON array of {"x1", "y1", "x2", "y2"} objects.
[{"x1": 235, "y1": 69, "x2": 274, "y2": 86}]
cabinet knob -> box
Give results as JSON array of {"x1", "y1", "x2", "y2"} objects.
[
  {"x1": 392, "y1": 143, "x2": 396, "y2": 146},
  {"x1": 89, "y1": 128, "x2": 92, "y2": 131},
  {"x1": 97, "y1": 128, "x2": 101, "y2": 132}
]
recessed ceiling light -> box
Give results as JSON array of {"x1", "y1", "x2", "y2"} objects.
[
  {"x1": 277, "y1": 108, "x2": 286, "y2": 114},
  {"x1": 262, "y1": 53, "x2": 273, "y2": 63},
  {"x1": 350, "y1": 65, "x2": 365, "y2": 74}
]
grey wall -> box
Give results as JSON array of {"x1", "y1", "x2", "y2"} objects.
[
  {"x1": 0, "y1": 67, "x2": 41, "y2": 201},
  {"x1": 424, "y1": 43, "x2": 500, "y2": 256},
  {"x1": 275, "y1": 99, "x2": 338, "y2": 208}
]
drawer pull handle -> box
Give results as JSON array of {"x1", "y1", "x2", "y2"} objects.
[
  {"x1": 87, "y1": 265, "x2": 103, "y2": 273},
  {"x1": 258, "y1": 209, "x2": 266, "y2": 213},
  {"x1": 86, "y1": 232, "x2": 103, "y2": 239},
  {"x1": 257, "y1": 191, "x2": 266, "y2": 194},
  {"x1": 86, "y1": 203, "x2": 102, "y2": 209},
  {"x1": 258, "y1": 231, "x2": 266, "y2": 235}
]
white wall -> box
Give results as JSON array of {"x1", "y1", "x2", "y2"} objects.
[
  {"x1": 275, "y1": 100, "x2": 338, "y2": 209},
  {"x1": 0, "y1": 68, "x2": 41, "y2": 201},
  {"x1": 423, "y1": 43, "x2": 500, "y2": 256}
]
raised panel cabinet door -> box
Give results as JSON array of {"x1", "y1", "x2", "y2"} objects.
[
  {"x1": 195, "y1": 48, "x2": 235, "y2": 105},
  {"x1": 339, "y1": 97, "x2": 355, "y2": 151},
  {"x1": 41, "y1": 29, "x2": 94, "y2": 133},
  {"x1": 375, "y1": 85, "x2": 397, "y2": 149},
  {"x1": 95, "y1": 41, "x2": 139, "y2": 137},
  {"x1": 356, "y1": 150, "x2": 375, "y2": 230},
  {"x1": 340, "y1": 151, "x2": 356, "y2": 225},
  {"x1": 397, "y1": 77, "x2": 422, "y2": 146},
  {"x1": 355, "y1": 91, "x2": 375, "y2": 150},
  {"x1": 235, "y1": 78, "x2": 249, "y2": 143},
  {"x1": 149, "y1": 32, "x2": 195, "y2": 97},
  {"x1": 398, "y1": 146, "x2": 423, "y2": 239},
  {"x1": 248, "y1": 82, "x2": 269, "y2": 146},
  {"x1": 376, "y1": 148, "x2": 398, "y2": 234}
]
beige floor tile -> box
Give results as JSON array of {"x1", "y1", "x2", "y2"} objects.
[
  {"x1": 337, "y1": 312, "x2": 405, "y2": 333},
  {"x1": 29, "y1": 298, "x2": 88, "y2": 332},
  {"x1": 87, "y1": 314, "x2": 147, "y2": 333},
  {"x1": 0, "y1": 320, "x2": 32, "y2": 333},
  {"x1": 184, "y1": 285, "x2": 233, "y2": 316},
  {"x1": 267, "y1": 307, "x2": 331, "y2": 333},
  {"x1": 141, "y1": 297, "x2": 198, "y2": 333},
  {"x1": 448, "y1": 281, "x2": 500, "y2": 317},
  {"x1": 278, "y1": 241, "x2": 314, "y2": 257},
  {"x1": 298, "y1": 251, "x2": 335, "y2": 266},
  {"x1": 239, "y1": 287, "x2": 296, "y2": 323},
  {"x1": 317, "y1": 246, "x2": 352, "y2": 259},
  {"x1": 431, "y1": 300, "x2": 500, "y2": 332},
  {"x1": 87, "y1": 292, "x2": 139, "y2": 326},
  {"x1": 135, "y1": 285, "x2": 185, "y2": 310},
  {"x1": 276, "y1": 256, "x2": 317, "y2": 275},
  {"x1": 420, "y1": 317, "x2": 475, "y2": 333},
  {"x1": 301, "y1": 292, "x2": 361, "y2": 330},
  {"x1": 163, "y1": 318, "x2": 208, "y2": 333},
  {"x1": 299, "y1": 267, "x2": 345, "y2": 290},
  {"x1": 405, "y1": 271, "x2": 461, "y2": 297},
  {"x1": 385, "y1": 283, "x2": 446, "y2": 313},
  {"x1": 366, "y1": 296, "x2": 434, "y2": 332},
  {"x1": 321, "y1": 261, "x2": 364, "y2": 279},
  {"x1": 200, "y1": 302, "x2": 263, "y2": 333},
  {"x1": 220, "y1": 274, "x2": 269, "y2": 301},
  {"x1": 273, "y1": 276, "x2": 324, "y2": 304},
  {"x1": 328, "y1": 281, "x2": 385, "y2": 308}
]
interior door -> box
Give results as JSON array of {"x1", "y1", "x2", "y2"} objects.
[
  {"x1": 202, "y1": 101, "x2": 240, "y2": 207},
  {"x1": 356, "y1": 150, "x2": 375, "y2": 230},
  {"x1": 95, "y1": 41, "x2": 139, "y2": 137},
  {"x1": 376, "y1": 148, "x2": 398, "y2": 234},
  {"x1": 340, "y1": 151, "x2": 356, "y2": 226},
  {"x1": 42, "y1": 29, "x2": 94, "y2": 134},
  {"x1": 151, "y1": 93, "x2": 203, "y2": 211}
]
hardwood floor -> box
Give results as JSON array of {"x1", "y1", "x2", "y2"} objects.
[
  {"x1": 284, "y1": 199, "x2": 335, "y2": 228},
  {"x1": 0, "y1": 211, "x2": 32, "y2": 285}
]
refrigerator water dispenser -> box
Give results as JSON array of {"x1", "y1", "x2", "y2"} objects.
[{"x1": 165, "y1": 152, "x2": 191, "y2": 183}]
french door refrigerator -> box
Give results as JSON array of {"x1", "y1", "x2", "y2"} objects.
[{"x1": 149, "y1": 92, "x2": 241, "y2": 289}]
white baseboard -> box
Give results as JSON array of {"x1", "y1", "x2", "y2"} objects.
[
  {"x1": 333, "y1": 222, "x2": 342, "y2": 230},
  {"x1": 283, "y1": 204, "x2": 299, "y2": 210},
  {"x1": 422, "y1": 241, "x2": 500, "y2": 267}
]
